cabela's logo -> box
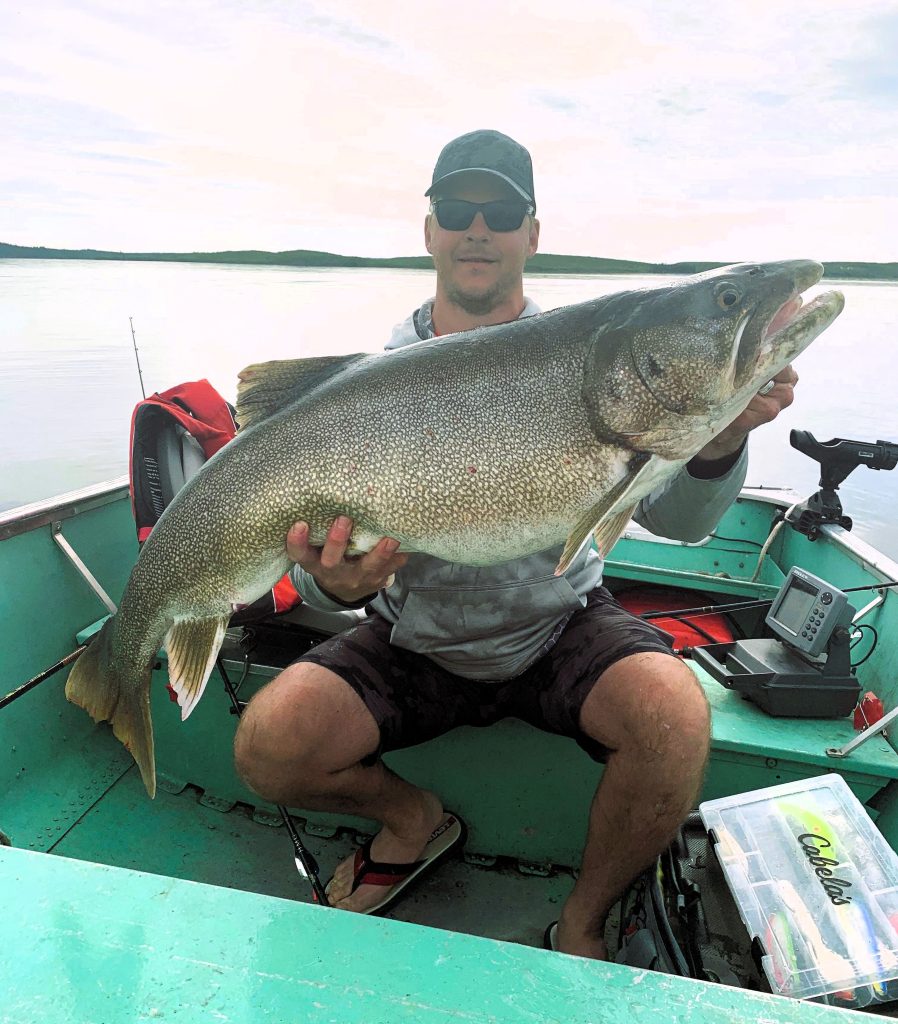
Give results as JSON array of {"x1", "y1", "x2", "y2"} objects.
[{"x1": 797, "y1": 832, "x2": 853, "y2": 906}]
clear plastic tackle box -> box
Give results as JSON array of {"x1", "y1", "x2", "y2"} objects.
[{"x1": 699, "y1": 774, "x2": 898, "y2": 1009}]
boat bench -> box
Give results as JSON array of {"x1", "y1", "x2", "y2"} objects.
[{"x1": 127, "y1": 602, "x2": 898, "y2": 870}]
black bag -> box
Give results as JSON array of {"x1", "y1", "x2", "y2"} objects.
[{"x1": 615, "y1": 813, "x2": 763, "y2": 990}]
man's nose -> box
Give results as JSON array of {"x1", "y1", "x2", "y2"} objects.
[{"x1": 465, "y1": 212, "x2": 491, "y2": 239}]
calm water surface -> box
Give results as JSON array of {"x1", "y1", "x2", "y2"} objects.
[{"x1": 2, "y1": 259, "x2": 897, "y2": 559}]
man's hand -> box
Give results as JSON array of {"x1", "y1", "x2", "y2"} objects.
[
  {"x1": 695, "y1": 365, "x2": 799, "y2": 462},
  {"x1": 286, "y1": 515, "x2": 408, "y2": 604}
]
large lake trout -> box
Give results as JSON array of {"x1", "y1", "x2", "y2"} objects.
[{"x1": 66, "y1": 260, "x2": 844, "y2": 796}]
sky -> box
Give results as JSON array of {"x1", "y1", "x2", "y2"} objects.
[{"x1": 2, "y1": 0, "x2": 897, "y2": 264}]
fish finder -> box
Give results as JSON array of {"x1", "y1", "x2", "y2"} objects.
[
  {"x1": 691, "y1": 568, "x2": 860, "y2": 718},
  {"x1": 765, "y1": 567, "x2": 854, "y2": 658}
]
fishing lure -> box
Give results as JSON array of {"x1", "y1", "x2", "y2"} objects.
[{"x1": 777, "y1": 795, "x2": 898, "y2": 1002}]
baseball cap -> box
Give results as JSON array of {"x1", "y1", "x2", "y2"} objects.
[{"x1": 425, "y1": 130, "x2": 535, "y2": 209}]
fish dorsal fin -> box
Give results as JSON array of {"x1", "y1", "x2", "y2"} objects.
[
  {"x1": 236, "y1": 354, "x2": 368, "y2": 430},
  {"x1": 165, "y1": 615, "x2": 230, "y2": 721},
  {"x1": 555, "y1": 454, "x2": 651, "y2": 574}
]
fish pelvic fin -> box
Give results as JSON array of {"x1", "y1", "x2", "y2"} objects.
[
  {"x1": 65, "y1": 619, "x2": 157, "y2": 798},
  {"x1": 236, "y1": 354, "x2": 368, "y2": 430},
  {"x1": 165, "y1": 615, "x2": 230, "y2": 721}
]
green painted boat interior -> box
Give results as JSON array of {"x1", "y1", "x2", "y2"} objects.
[{"x1": 3, "y1": 482, "x2": 898, "y2": 1020}]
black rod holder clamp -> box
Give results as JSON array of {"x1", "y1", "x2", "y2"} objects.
[{"x1": 786, "y1": 430, "x2": 898, "y2": 540}]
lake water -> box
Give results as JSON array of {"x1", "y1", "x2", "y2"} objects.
[{"x1": 2, "y1": 259, "x2": 897, "y2": 560}]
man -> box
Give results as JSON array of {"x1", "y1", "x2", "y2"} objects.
[{"x1": 234, "y1": 130, "x2": 797, "y2": 959}]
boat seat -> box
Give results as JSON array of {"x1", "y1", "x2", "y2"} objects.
[
  {"x1": 139, "y1": 627, "x2": 898, "y2": 871},
  {"x1": 106, "y1": 422, "x2": 898, "y2": 867}
]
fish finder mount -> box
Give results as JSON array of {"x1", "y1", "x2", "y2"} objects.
[
  {"x1": 691, "y1": 567, "x2": 860, "y2": 717},
  {"x1": 786, "y1": 430, "x2": 898, "y2": 541}
]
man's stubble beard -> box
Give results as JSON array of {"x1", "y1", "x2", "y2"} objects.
[{"x1": 444, "y1": 269, "x2": 518, "y2": 317}]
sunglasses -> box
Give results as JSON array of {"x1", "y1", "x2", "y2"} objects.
[{"x1": 431, "y1": 199, "x2": 534, "y2": 233}]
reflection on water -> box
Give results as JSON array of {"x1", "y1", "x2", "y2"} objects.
[{"x1": 1, "y1": 259, "x2": 896, "y2": 559}]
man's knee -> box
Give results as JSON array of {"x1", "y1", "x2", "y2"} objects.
[
  {"x1": 233, "y1": 662, "x2": 379, "y2": 799},
  {"x1": 582, "y1": 652, "x2": 710, "y2": 759},
  {"x1": 641, "y1": 656, "x2": 710, "y2": 746}
]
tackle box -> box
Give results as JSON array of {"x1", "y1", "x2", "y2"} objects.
[{"x1": 699, "y1": 774, "x2": 898, "y2": 1009}]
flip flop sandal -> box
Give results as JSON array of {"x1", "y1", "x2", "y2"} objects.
[
  {"x1": 544, "y1": 921, "x2": 559, "y2": 951},
  {"x1": 324, "y1": 812, "x2": 466, "y2": 916}
]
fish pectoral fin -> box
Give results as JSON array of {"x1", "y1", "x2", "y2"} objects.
[
  {"x1": 165, "y1": 615, "x2": 230, "y2": 721},
  {"x1": 556, "y1": 499, "x2": 639, "y2": 575},
  {"x1": 555, "y1": 454, "x2": 651, "y2": 574},
  {"x1": 592, "y1": 505, "x2": 639, "y2": 558},
  {"x1": 236, "y1": 354, "x2": 368, "y2": 430}
]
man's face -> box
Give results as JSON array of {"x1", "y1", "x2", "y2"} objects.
[{"x1": 425, "y1": 172, "x2": 539, "y2": 317}]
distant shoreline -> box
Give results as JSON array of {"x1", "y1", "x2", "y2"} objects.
[{"x1": 1, "y1": 242, "x2": 896, "y2": 281}]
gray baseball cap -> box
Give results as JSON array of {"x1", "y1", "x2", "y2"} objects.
[{"x1": 425, "y1": 129, "x2": 535, "y2": 209}]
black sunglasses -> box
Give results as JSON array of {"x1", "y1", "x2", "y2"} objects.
[{"x1": 431, "y1": 199, "x2": 534, "y2": 233}]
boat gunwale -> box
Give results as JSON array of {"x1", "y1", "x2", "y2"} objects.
[
  {"x1": 2, "y1": 478, "x2": 896, "y2": 584},
  {"x1": 621, "y1": 485, "x2": 898, "y2": 584},
  {"x1": 0, "y1": 475, "x2": 129, "y2": 542}
]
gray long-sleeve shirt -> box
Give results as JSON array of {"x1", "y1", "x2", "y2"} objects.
[{"x1": 291, "y1": 297, "x2": 747, "y2": 679}]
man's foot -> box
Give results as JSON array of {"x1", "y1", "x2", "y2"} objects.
[
  {"x1": 546, "y1": 915, "x2": 609, "y2": 960},
  {"x1": 326, "y1": 793, "x2": 459, "y2": 914}
]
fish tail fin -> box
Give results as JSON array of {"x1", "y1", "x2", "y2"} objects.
[
  {"x1": 65, "y1": 620, "x2": 157, "y2": 798},
  {"x1": 165, "y1": 615, "x2": 230, "y2": 721}
]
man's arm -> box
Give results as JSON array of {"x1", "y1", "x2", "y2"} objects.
[
  {"x1": 634, "y1": 444, "x2": 748, "y2": 542},
  {"x1": 635, "y1": 365, "x2": 798, "y2": 542}
]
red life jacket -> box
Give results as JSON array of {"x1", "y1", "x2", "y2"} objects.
[{"x1": 129, "y1": 379, "x2": 301, "y2": 620}]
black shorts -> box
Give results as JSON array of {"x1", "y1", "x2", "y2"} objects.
[{"x1": 295, "y1": 586, "x2": 677, "y2": 764}]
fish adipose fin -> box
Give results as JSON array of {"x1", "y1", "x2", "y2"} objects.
[
  {"x1": 236, "y1": 355, "x2": 368, "y2": 430},
  {"x1": 165, "y1": 615, "x2": 230, "y2": 721},
  {"x1": 65, "y1": 619, "x2": 157, "y2": 799}
]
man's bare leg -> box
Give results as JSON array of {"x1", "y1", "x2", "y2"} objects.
[
  {"x1": 234, "y1": 661, "x2": 444, "y2": 912},
  {"x1": 556, "y1": 652, "x2": 711, "y2": 959}
]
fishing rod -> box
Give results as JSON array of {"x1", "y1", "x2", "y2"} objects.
[
  {"x1": 130, "y1": 316, "x2": 146, "y2": 400},
  {"x1": 0, "y1": 645, "x2": 87, "y2": 710},
  {"x1": 639, "y1": 580, "x2": 898, "y2": 623}
]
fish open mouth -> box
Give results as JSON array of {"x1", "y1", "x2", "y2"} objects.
[
  {"x1": 736, "y1": 278, "x2": 844, "y2": 395},
  {"x1": 761, "y1": 290, "x2": 842, "y2": 347}
]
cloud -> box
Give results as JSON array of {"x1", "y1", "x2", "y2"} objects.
[
  {"x1": 0, "y1": 0, "x2": 895, "y2": 260},
  {"x1": 0, "y1": 91, "x2": 158, "y2": 146}
]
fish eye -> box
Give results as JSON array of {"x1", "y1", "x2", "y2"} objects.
[{"x1": 714, "y1": 283, "x2": 741, "y2": 310}]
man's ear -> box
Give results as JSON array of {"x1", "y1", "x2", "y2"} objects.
[
  {"x1": 528, "y1": 217, "x2": 540, "y2": 257},
  {"x1": 424, "y1": 213, "x2": 434, "y2": 254}
]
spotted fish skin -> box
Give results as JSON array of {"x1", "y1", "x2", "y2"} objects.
[{"x1": 65, "y1": 260, "x2": 844, "y2": 795}]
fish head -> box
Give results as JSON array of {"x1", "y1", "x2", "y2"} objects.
[{"x1": 583, "y1": 260, "x2": 844, "y2": 450}]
